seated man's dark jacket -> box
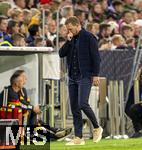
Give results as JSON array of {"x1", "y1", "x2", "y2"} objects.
[{"x1": 59, "y1": 28, "x2": 101, "y2": 77}]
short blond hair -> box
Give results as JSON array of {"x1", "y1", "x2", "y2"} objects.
[
  {"x1": 10, "y1": 8, "x2": 23, "y2": 19},
  {"x1": 65, "y1": 16, "x2": 80, "y2": 26}
]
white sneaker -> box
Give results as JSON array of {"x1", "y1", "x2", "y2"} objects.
[
  {"x1": 93, "y1": 126, "x2": 103, "y2": 143},
  {"x1": 65, "y1": 137, "x2": 85, "y2": 145}
]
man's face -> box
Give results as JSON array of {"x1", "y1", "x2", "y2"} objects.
[
  {"x1": 15, "y1": 76, "x2": 25, "y2": 89},
  {"x1": 0, "y1": 19, "x2": 8, "y2": 32},
  {"x1": 20, "y1": 72, "x2": 27, "y2": 85},
  {"x1": 66, "y1": 23, "x2": 79, "y2": 36},
  {"x1": 60, "y1": 25, "x2": 68, "y2": 38},
  {"x1": 48, "y1": 20, "x2": 56, "y2": 33}
]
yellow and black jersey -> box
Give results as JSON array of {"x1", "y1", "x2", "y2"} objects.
[{"x1": 0, "y1": 86, "x2": 33, "y2": 110}]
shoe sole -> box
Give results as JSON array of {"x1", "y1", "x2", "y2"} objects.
[
  {"x1": 65, "y1": 141, "x2": 85, "y2": 146},
  {"x1": 55, "y1": 130, "x2": 66, "y2": 138}
]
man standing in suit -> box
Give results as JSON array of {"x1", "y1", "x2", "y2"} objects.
[{"x1": 59, "y1": 16, "x2": 103, "y2": 145}]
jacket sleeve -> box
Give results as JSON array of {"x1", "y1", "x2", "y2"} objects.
[
  {"x1": 89, "y1": 35, "x2": 101, "y2": 76},
  {"x1": 59, "y1": 40, "x2": 71, "y2": 58}
]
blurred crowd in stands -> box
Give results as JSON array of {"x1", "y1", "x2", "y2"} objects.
[{"x1": 0, "y1": 0, "x2": 142, "y2": 50}]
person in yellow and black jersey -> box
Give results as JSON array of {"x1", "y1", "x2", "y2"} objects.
[
  {"x1": 0, "y1": 70, "x2": 72, "y2": 141},
  {"x1": 0, "y1": 70, "x2": 40, "y2": 124}
]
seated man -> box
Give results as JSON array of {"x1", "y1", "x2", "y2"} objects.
[
  {"x1": 0, "y1": 70, "x2": 71, "y2": 140},
  {"x1": 125, "y1": 68, "x2": 142, "y2": 138}
]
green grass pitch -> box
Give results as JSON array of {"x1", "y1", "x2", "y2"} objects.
[{"x1": 20, "y1": 138, "x2": 142, "y2": 150}]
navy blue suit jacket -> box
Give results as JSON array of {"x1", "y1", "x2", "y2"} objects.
[{"x1": 59, "y1": 28, "x2": 101, "y2": 77}]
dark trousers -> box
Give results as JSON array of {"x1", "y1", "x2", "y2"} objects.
[
  {"x1": 129, "y1": 103, "x2": 142, "y2": 132},
  {"x1": 69, "y1": 77, "x2": 99, "y2": 138}
]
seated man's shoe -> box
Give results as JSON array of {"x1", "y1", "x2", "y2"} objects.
[
  {"x1": 57, "y1": 128, "x2": 72, "y2": 141},
  {"x1": 131, "y1": 131, "x2": 142, "y2": 138},
  {"x1": 66, "y1": 137, "x2": 85, "y2": 145},
  {"x1": 55, "y1": 128, "x2": 66, "y2": 138},
  {"x1": 55, "y1": 128, "x2": 72, "y2": 138},
  {"x1": 65, "y1": 128, "x2": 72, "y2": 136},
  {"x1": 93, "y1": 126, "x2": 103, "y2": 143}
]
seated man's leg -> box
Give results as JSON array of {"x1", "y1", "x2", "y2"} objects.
[
  {"x1": 27, "y1": 110, "x2": 37, "y2": 125},
  {"x1": 129, "y1": 104, "x2": 142, "y2": 137},
  {"x1": 26, "y1": 110, "x2": 72, "y2": 140},
  {"x1": 38, "y1": 120, "x2": 72, "y2": 139}
]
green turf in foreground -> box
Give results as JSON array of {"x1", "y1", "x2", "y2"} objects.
[{"x1": 21, "y1": 138, "x2": 142, "y2": 150}]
